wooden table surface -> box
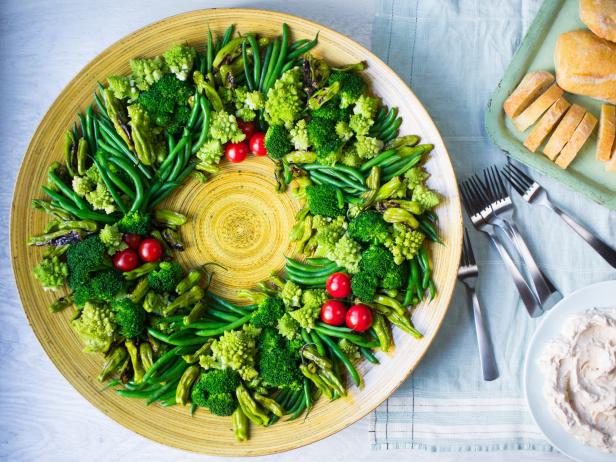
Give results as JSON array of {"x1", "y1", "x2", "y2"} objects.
[{"x1": 0, "y1": 1, "x2": 569, "y2": 460}]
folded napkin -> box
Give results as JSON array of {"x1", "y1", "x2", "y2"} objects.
[{"x1": 369, "y1": 0, "x2": 616, "y2": 452}]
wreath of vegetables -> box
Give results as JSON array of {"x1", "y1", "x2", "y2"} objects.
[{"x1": 28, "y1": 24, "x2": 442, "y2": 441}]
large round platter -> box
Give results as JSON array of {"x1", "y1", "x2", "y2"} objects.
[{"x1": 10, "y1": 8, "x2": 462, "y2": 455}]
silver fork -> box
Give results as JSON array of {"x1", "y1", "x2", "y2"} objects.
[
  {"x1": 458, "y1": 229, "x2": 499, "y2": 381},
  {"x1": 482, "y1": 166, "x2": 562, "y2": 311},
  {"x1": 460, "y1": 179, "x2": 542, "y2": 317},
  {"x1": 503, "y1": 163, "x2": 616, "y2": 269}
]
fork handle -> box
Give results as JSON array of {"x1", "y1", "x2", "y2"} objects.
[
  {"x1": 468, "y1": 288, "x2": 499, "y2": 381},
  {"x1": 547, "y1": 203, "x2": 616, "y2": 269},
  {"x1": 486, "y1": 230, "x2": 543, "y2": 317}
]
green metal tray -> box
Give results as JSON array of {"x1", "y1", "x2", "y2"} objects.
[{"x1": 485, "y1": 0, "x2": 616, "y2": 209}]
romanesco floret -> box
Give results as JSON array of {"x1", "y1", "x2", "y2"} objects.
[
  {"x1": 99, "y1": 224, "x2": 128, "y2": 255},
  {"x1": 340, "y1": 145, "x2": 362, "y2": 167},
  {"x1": 301, "y1": 289, "x2": 328, "y2": 309},
  {"x1": 348, "y1": 114, "x2": 373, "y2": 136},
  {"x1": 326, "y1": 234, "x2": 362, "y2": 273},
  {"x1": 107, "y1": 75, "x2": 139, "y2": 101},
  {"x1": 71, "y1": 301, "x2": 116, "y2": 353},
  {"x1": 353, "y1": 95, "x2": 379, "y2": 119},
  {"x1": 355, "y1": 135, "x2": 383, "y2": 159},
  {"x1": 306, "y1": 215, "x2": 346, "y2": 257},
  {"x1": 163, "y1": 44, "x2": 196, "y2": 81},
  {"x1": 412, "y1": 184, "x2": 441, "y2": 211},
  {"x1": 264, "y1": 67, "x2": 304, "y2": 128},
  {"x1": 72, "y1": 166, "x2": 116, "y2": 214},
  {"x1": 33, "y1": 255, "x2": 68, "y2": 290},
  {"x1": 210, "y1": 324, "x2": 260, "y2": 381},
  {"x1": 209, "y1": 111, "x2": 246, "y2": 144},
  {"x1": 281, "y1": 280, "x2": 302, "y2": 308},
  {"x1": 277, "y1": 313, "x2": 300, "y2": 340},
  {"x1": 385, "y1": 223, "x2": 425, "y2": 264},
  {"x1": 234, "y1": 87, "x2": 265, "y2": 121},
  {"x1": 405, "y1": 167, "x2": 429, "y2": 191},
  {"x1": 289, "y1": 119, "x2": 310, "y2": 151},
  {"x1": 335, "y1": 121, "x2": 354, "y2": 142},
  {"x1": 289, "y1": 304, "x2": 321, "y2": 331},
  {"x1": 338, "y1": 338, "x2": 360, "y2": 359},
  {"x1": 129, "y1": 56, "x2": 167, "y2": 91},
  {"x1": 195, "y1": 139, "x2": 224, "y2": 173}
]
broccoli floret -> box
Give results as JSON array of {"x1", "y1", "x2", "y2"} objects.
[
  {"x1": 73, "y1": 269, "x2": 127, "y2": 306},
  {"x1": 202, "y1": 368, "x2": 241, "y2": 394},
  {"x1": 147, "y1": 261, "x2": 183, "y2": 294},
  {"x1": 130, "y1": 56, "x2": 167, "y2": 91},
  {"x1": 381, "y1": 261, "x2": 407, "y2": 290},
  {"x1": 280, "y1": 280, "x2": 302, "y2": 308},
  {"x1": 306, "y1": 117, "x2": 344, "y2": 163},
  {"x1": 289, "y1": 119, "x2": 310, "y2": 151},
  {"x1": 71, "y1": 301, "x2": 117, "y2": 353},
  {"x1": 137, "y1": 73, "x2": 192, "y2": 135},
  {"x1": 111, "y1": 297, "x2": 146, "y2": 338},
  {"x1": 347, "y1": 211, "x2": 391, "y2": 245},
  {"x1": 163, "y1": 44, "x2": 196, "y2": 81},
  {"x1": 277, "y1": 313, "x2": 300, "y2": 340},
  {"x1": 264, "y1": 67, "x2": 304, "y2": 128},
  {"x1": 206, "y1": 393, "x2": 237, "y2": 416},
  {"x1": 359, "y1": 245, "x2": 394, "y2": 278},
  {"x1": 209, "y1": 110, "x2": 246, "y2": 144},
  {"x1": 264, "y1": 125, "x2": 292, "y2": 160},
  {"x1": 305, "y1": 215, "x2": 346, "y2": 257},
  {"x1": 311, "y1": 98, "x2": 349, "y2": 122},
  {"x1": 72, "y1": 165, "x2": 116, "y2": 214},
  {"x1": 258, "y1": 328, "x2": 302, "y2": 389},
  {"x1": 305, "y1": 183, "x2": 346, "y2": 218},
  {"x1": 210, "y1": 324, "x2": 260, "y2": 381},
  {"x1": 335, "y1": 121, "x2": 354, "y2": 142},
  {"x1": 66, "y1": 235, "x2": 109, "y2": 288},
  {"x1": 351, "y1": 271, "x2": 378, "y2": 302},
  {"x1": 195, "y1": 139, "x2": 224, "y2": 174},
  {"x1": 355, "y1": 135, "x2": 383, "y2": 159},
  {"x1": 385, "y1": 224, "x2": 425, "y2": 264},
  {"x1": 191, "y1": 369, "x2": 240, "y2": 416},
  {"x1": 413, "y1": 184, "x2": 441, "y2": 211},
  {"x1": 251, "y1": 296, "x2": 285, "y2": 328},
  {"x1": 234, "y1": 87, "x2": 265, "y2": 121},
  {"x1": 328, "y1": 71, "x2": 366, "y2": 107},
  {"x1": 117, "y1": 212, "x2": 152, "y2": 235},
  {"x1": 33, "y1": 255, "x2": 68, "y2": 291},
  {"x1": 99, "y1": 224, "x2": 128, "y2": 256},
  {"x1": 107, "y1": 75, "x2": 139, "y2": 101},
  {"x1": 405, "y1": 167, "x2": 429, "y2": 191},
  {"x1": 353, "y1": 95, "x2": 379, "y2": 119},
  {"x1": 326, "y1": 234, "x2": 362, "y2": 273}
]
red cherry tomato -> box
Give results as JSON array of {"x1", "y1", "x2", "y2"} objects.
[
  {"x1": 123, "y1": 233, "x2": 142, "y2": 250},
  {"x1": 113, "y1": 249, "x2": 139, "y2": 272},
  {"x1": 237, "y1": 120, "x2": 256, "y2": 139},
  {"x1": 225, "y1": 141, "x2": 249, "y2": 163},
  {"x1": 138, "y1": 238, "x2": 163, "y2": 263},
  {"x1": 249, "y1": 132, "x2": 267, "y2": 156},
  {"x1": 326, "y1": 272, "x2": 352, "y2": 298},
  {"x1": 346, "y1": 304, "x2": 373, "y2": 332},
  {"x1": 320, "y1": 300, "x2": 347, "y2": 326}
]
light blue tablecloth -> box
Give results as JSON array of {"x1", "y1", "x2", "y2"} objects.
[{"x1": 369, "y1": 0, "x2": 616, "y2": 452}]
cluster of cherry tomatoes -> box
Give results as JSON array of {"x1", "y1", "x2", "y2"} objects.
[
  {"x1": 224, "y1": 120, "x2": 267, "y2": 163},
  {"x1": 112, "y1": 234, "x2": 163, "y2": 272},
  {"x1": 321, "y1": 272, "x2": 373, "y2": 332}
]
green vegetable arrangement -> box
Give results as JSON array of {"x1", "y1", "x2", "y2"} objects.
[{"x1": 28, "y1": 23, "x2": 442, "y2": 442}]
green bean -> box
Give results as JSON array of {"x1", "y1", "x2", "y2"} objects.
[
  {"x1": 289, "y1": 38, "x2": 309, "y2": 51},
  {"x1": 147, "y1": 328, "x2": 206, "y2": 346},
  {"x1": 206, "y1": 308, "x2": 239, "y2": 322},
  {"x1": 428, "y1": 279, "x2": 436, "y2": 300},
  {"x1": 313, "y1": 325, "x2": 376, "y2": 348},
  {"x1": 93, "y1": 154, "x2": 128, "y2": 214},
  {"x1": 308, "y1": 170, "x2": 349, "y2": 190},
  {"x1": 142, "y1": 346, "x2": 182, "y2": 383},
  {"x1": 286, "y1": 264, "x2": 341, "y2": 279},
  {"x1": 207, "y1": 293, "x2": 250, "y2": 316},
  {"x1": 265, "y1": 23, "x2": 289, "y2": 91},
  {"x1": 40, "y1": 187, "x2": 117, "y2": 223},
  {"x1": 284, "y1": 33, "x2": 318, "y2": 61},
  {"x1": 186, "y1": 320, "x2": 227, "y2": 329},
  {"x1": 147, "y1": 377, "x2": 182, "y2": 405},
  {"x1": 191, "y1": 98, "x2": 211, "y2": 154},
  {"x1": 207, "y1": 28, "x2": 214, "y2": 72},
  {"x1": 263, "y1": 38, "x2": 280, "y2": 92},
  {"x1": 259, "y1": 42, "x2": 273, "y2": 91},
  {"x1": 404, "y1": 258, "x2": 420, "y2": 305},
  {"x1": 359, "y1": 149, "x2": 396, "y2": 172},
  {"x1": 47, "y1": 169, "x2": 87, "y2": 210},
  {"x1": 382, "y1": 152, "x2": 424, "y2": 181},
  {"x1": 303, "y1": 378, "x2": 312, "y2": 416},
  {"x1": 316, "y1": 332, "x2": 361, "y2": 386},
  {"x1": 375, "y1": 107, "x2": 398, "y2": 132},
  {"x1": 107, "y1": 156, "x2": 144, "y2": 212},
  {"x1": 105, "y1": 166, "x2": 135, "y2": 200},
  {"x1": 195, "y1": 314, "x2": 251, "y2": 337},
  {"x1": 359, "y1": 347, "x2": 379, "y2": 364},
  {"x1": 286, "y1": 390, "x2": 305, "y2": 416},
  {"x1": 418, "y1": 215, "x2": 440, "y2": 243},
  {"x1": 287, "y1": 272, "x2": 331, "y2": 286},
  {"x1": 285, "y1": 257, "x2": 334, "y2": 272},
  {"x1": 309, "y1": 330, "x2": 326, "y2": 356},
  {"x1": 374, "y1": 106, "x2": 387, "y2": 124},
  {"x1": 242, "y1": 41, "x2": 254, "y2": 91},
  {"x1": 386, "y1": 135, "x2": 420, "y2": 150},
  {"x1": 380, "y1": 117, "x2": 402, "y2": 140},
  {"x1": 288, "y1": 394, "x2": 306, "y2": 421},
  {"x1": 315, "y1": 322, "x2": 353, "y2": 333},
  {"x1": 220, "y1": 25, "x2": 234, "y2": 49}
]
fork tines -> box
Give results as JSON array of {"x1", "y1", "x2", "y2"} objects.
[
  {"x1": 460, "y1": 176, "x2": 489, "y2": 217},
  {"x1": 461, "y1": 229, "x2": 476, "y2": 267},
  {"x1": 483, "y1": 166, "x2": 509, "y2": 203},
  {"x1": 502, "y1": 163, "x2": 535, "y2": 195}
]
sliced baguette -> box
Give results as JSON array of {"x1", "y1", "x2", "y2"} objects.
[
  {"x1": 513, "y1": 84, "x2": 564, "y2": 132},
  {"x1": 597, "y1": 104, "x2": 615, "y2": 161},
  {"x1": 606, "y1": 139, "x2": 616, "y2": 172},
  {"x1": 555, "y1": 112, "x2": 598, "y2": 169},
  {"x1": 543, "y1": 104, "x2": 587, "y2": 160},
  {"x1": 523, "y1": 97, "x2": 570, "y2": 152},
  {"x1": 503, "y1": 71, "x2": 555, "y2": 118}
]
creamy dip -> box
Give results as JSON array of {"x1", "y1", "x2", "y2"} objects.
[{"x1": 539, "y1": 308, "x2": 616, "y2": 453}]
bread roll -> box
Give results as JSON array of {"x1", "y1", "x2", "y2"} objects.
[
  {"x1": 524, "y1": 97, "x2": 570, "y2": 152},
  {"x1": 597, "y1": 103, "x2": 615, "y2": 161},
  {"x1": 580, "y1": 0, "x2": 616, "y2": 43},
  {"x1": 544, "y1": 104, "x2": 587, "y2": 160},
  {"x1": 555, "y1": 30, "x2": 616, "y2": 104},
  {"x1": 512, "y1": 84, "x2": 564, "y2": 132},
  {"x1": 504, "y1": 71, "x2": 555, "y2": 118},
  {"x1": 555, "y1": 112, "x2": 598, "y2": 168}
]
